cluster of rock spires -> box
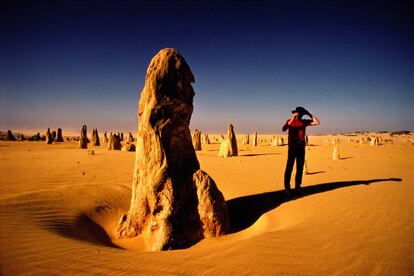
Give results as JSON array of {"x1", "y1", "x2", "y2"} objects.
[
  {"x1": 6, "y1": 130, "x2": 16, "y2": 141},
  {"x1": 73, "y1": 125, "x2": 136, "y2": 151},
  {"x1": 44, "y1": 128, "x2": 63, "y2": 144},
  {"x1": 115, "y1": 48, "x2": 230, "y2": 251},
  {"x1": 107, "y1": 133, "x2": 121, "y2": 150},
  {"x1": 270, "y1": 136, "x2": 284, "y2": 146},
  {"x1": 370, "y1": 137, "x2": 379, "y2": 146}
]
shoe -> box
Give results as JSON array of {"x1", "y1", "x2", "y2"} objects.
[{"x1": 295, "y1": 187, "x2": 306, "y2": 195}]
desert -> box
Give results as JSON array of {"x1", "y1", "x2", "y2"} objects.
[
  {"x1": 2, "y1": 1, "x2": 413, "y2": 274},
  {"x1": 1, "y1": 130, "x2": 414, "y2": 274}
]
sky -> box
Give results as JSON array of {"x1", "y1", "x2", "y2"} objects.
[{"x1": 1, "y1": 0, "x2": 413, "y2": 134}]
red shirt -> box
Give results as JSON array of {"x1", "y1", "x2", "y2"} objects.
[{"x1": 285, "y1": 118, "x2": 312, "y2": 148}]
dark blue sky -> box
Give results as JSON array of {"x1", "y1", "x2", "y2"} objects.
[{"x1": 1, "y1": 0, "x2": 413, "y2": 134}]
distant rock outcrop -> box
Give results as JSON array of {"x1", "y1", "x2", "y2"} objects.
[
  {"x1": 277, "y1": 136, "x2": 284, "y2": 146},
  {"x1": 122, "y1": 132, "x2": 135, "y2": 151},
  {"x1": 370, "y1": 137, "x2": 379, "y2": 146},
  {"x1": 252, "y1": 132, "x2": 258, "y2": 146},
  {"x1": 78, "y1": 125, "x2": 90, "y2": 149},
  {"x1": 91, "y1": 128, "x2": 100, "y2": 146},
  {"x1": 303, "y1": 160, "x2": 308, "y2": 175},
  {"x1": 29, "y1": 133, "x2": 41, "y2": 141},
  {"x1": 127, "y1": 132, "x2": 135, "y2": 143},
  {"x1": 116, "y1": 48, "x2": 230, "y2": 251},
  {"x1": 107, "y1": 132, "x2": 121, "y2": 150},
  {"x1": 192, "y1": 129, "x2": 202, "y2": 151},
  {"x1": 45, "y1": 128, "x2": 53, "y2": 144},
  {"x1": 6, "y1": 130, "x2": 16, "y2": 141},
  {"x1": 202, "y1": 133, "x2": 210, "y2": 145},
  {"x1": 54, "y1": 128, "x2": 64, "y2": 143},
  {"x1": 332, "y1": 144, "x2": 340, "y2": 160},
  {"x1": 103, "y1": 132, "x2": 108, "y2": 144},
  {"x1": 242, "y1": 134, "x2": 249, "y2": 145},
  {"x1": 122, "y1": 142, "x2": 135, "y2": 152},
  {"x1": 219, "y1": 124, "x2": 238, "y2": 157}
]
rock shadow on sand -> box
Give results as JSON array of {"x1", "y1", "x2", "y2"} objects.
[
  {"x1": 39, "y1": 213, "x2": 120, "y2": 249},
  {"x1": 241, "y1": 153, "x2": 280, "y2": 157},
  {"x1": 227, "y1": 178, "x2": 402, "y2": 233}
]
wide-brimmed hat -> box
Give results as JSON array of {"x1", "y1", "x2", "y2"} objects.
[{"x1": 291, "y1": 106, "x2": 307, "y2": 114}]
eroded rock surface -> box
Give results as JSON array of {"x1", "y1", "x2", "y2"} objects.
[
  {"x1": 54, "y1": 128, "x2": 64, "y2": 143},
  {"x1": 116, "y1": 48, "x2": 230, "y2": 251},
  {"x1": 218, "y1": 124, "x2": 238, "y2": 157},
  {"x1": 107, "y1": 132, "x2": 121, "y2": 150},
  {"x1": 45, "y1": 128, "x2": 53, "y2": 144},
  {"x1": 192, "y1": 129, "x2": 202, "y2": 151},
  {"x1": 78, "y1": 125, "x2": 89, "y2": 149},
  {"x1": 91, "y1": 128, "x2": 100, "y2": 146}
]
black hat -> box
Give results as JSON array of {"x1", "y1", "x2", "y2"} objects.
[{"x1": 291, "y1": 107, "x2": 307, "y2": 114}]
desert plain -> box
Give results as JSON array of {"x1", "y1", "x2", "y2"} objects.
[{"x1": 0, "y1": 132, "x2": 413, "y2": 275}]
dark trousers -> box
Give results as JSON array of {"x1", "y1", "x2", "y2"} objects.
[{"x1": 284, "y1": 147, "x2": 305, "y2": 190}]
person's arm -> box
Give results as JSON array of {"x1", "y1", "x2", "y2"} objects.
[
  {"x1": 308, "y1": 112, "x2": 320, "y2": 126},
  {"x1": 282, "y1": 114, "x2": 297, "y2": 131}
]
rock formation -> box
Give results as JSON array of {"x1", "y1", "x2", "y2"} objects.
[
  {"x1": 277, "y1": 136, "x2": 284, "y2": 146},
  {"x1": 127, "y1": 132, "x2": 135, "y2": 143},
  {"x1": 242, "y1": 134, "x2": 249, "y2": 145},
  {"x1": 52, "y1": 130, "x2": 57, "y2": 141},
  {"x1": 228, "y1": 124, "x2": 238, "y2": 155},
  {"x1": 6, "y1": 130, "x2": 16, "y2": 141},
  {"x1": 116, "y1": 48, "x2": 230, "y2": 251},
  {"x1": 122, "y1": 132, "x2": 136, "y2": 151},
  {"x1": 29, "y1": 133, "x2": 41, "y2": 141},
  {"x1": 303, "y1": 160, "x2": 308, "y2": 175},
  {"x1": 332, "y1": 144, "x2": 340, "y2": 160},
  {"x1": 16, "y1": 134, "x2": 25, "y2": 141},
  {"x1": 103, "y1": 132, "x2": 109, "y2": 144},
  {"x1": 122, "y1": 142, "x2": 136, "y2": 152},
  {"x1": 218, "y1": 124, "x2": 238, "y2": 157},
  {"x1": 370, "y1": 137, "x2": 379, "y2": 146},
  {"x1": 202, "y1": 133, "x2": 210, "y2": 145},
  {"x1": 107, "y1": 132, "x2": 122, "y2": 150},
  {"x1": 252, "y1": 132, "x2": 258, "y2": 146},
  {"x1": 54, "y1": 128, "x2": 64, "y2": 143},
  {"x1": 78, "y1": 125, "x2": 89, "y2": 149},
  {"x1": 120, "y1": 133, "x2": 124, "y2": 141},
  {"x1": 45, "y1": 128, "x2": 54, "y2": 144},
  {"x1": 271, "y1": 136, "x2": 277, "y2": 146},
  {"x1": 192, "y1": 129, "x2": 202, "y2": 151},
  {"x1": 91, "y1": 128, "x2": 100, "y2": 146},
  {"x1": 218, "y1": 140, "x2": 229, "y2": 157}
]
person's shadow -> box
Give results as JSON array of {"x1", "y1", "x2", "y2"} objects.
[{"x1": 226, "y1": 178, "x2": 402, "y2": 233}]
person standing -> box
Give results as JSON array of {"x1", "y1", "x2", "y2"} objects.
[{"x1": 282, "y1": 107, "x2": 320, "y2": 195}]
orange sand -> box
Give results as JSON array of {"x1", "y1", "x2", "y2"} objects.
[{"x1": 1, "y1": 136, "x2": 413, "y2": 274}]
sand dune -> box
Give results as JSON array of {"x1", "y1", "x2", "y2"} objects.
[{"x1": 1, "y1": 137, "x2": 413, "y2": 274}]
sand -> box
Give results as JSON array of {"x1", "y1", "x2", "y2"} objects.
[{"x1": 1, "y1": 135, "x2": 413, "y2": 275}]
